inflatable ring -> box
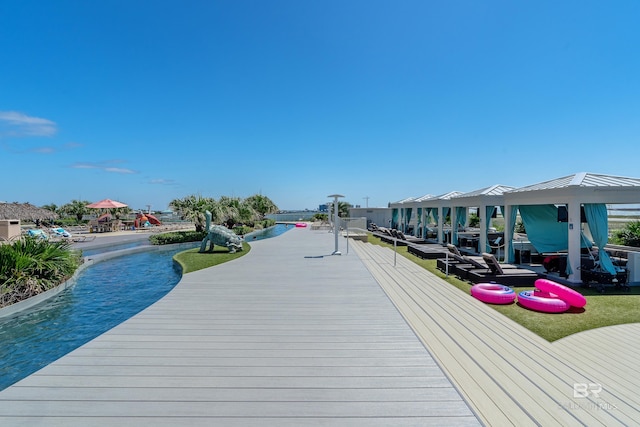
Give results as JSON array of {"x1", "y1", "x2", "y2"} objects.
[
  {"x1": 295, "y1": 223, "x2": 308, "y2": 228},
  {"x1": 535, "y1": 278, "x2": 587, "y2": 308},
  {"x1": 471, "y1": 283, "x2": 516, "y2": 304},
  {"x1": 517, "y1": 290, "x2": 570, "y2": 313}
]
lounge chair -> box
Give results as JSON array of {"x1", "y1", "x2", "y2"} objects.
[
  {"x1": 462, "y1": 253, "x2": 539, "y2": 286},
  {"x1": 437, "y1": 244, "x2": 490, "y2": 278},
  {"x1": 398, "y1": 231, "x2": 427, "y2": 244},
  {"x1": 407, "y1": 243, "x2": 448, "y2": 259}
]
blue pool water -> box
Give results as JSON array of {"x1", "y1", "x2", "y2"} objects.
[
  {"x1": 0, "y1": 225, "x2": 292, "y2": 391},
  {"x1": 80, "y1": 240, "x2": 148, "y2": 257},
  {"x1": 0, "y1": 243, "x2": 195, "y2": 391},
  {"x1": 245, "y1": 223, "x2": 293, "y2": 240}
]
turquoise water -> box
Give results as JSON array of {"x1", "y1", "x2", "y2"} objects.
[
  {"x1": 0, "y1": 243, "x2": 194, "y2": 391},
  {"x1": 0, "y1": 226, "x2": 292, "y2": 391},
  {"x1": 245, "y1": 223, "x2": 293, "y2": 240},
  {"x1": 80, "y1": 240, "x2": 149, "y2": 257}
]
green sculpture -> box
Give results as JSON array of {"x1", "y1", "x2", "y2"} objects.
[{"x1": 199, "y1": 210, "x2": 244, "y2": 253}]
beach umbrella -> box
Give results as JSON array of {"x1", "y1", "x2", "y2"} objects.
[{"x1": 86, "y1": 199, "x2": 128, "y2": 209}]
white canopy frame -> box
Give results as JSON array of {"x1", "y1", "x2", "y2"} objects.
[{"x1": 503, "y1": 173, "x2": 640, "y2": 283}]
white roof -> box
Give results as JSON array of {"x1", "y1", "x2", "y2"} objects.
[{"x1": 505, "y1": 172, "x2": 640, "y2": 205}]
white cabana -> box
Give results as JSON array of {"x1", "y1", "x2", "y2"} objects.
[
  {"x1": 503, "y1": 172, "x2": 640, "y2": 283},
  {"x1": 450, "y1": 184, "x2": 515, "y2": 253},
  {"x1": 412, "y1": 191, "x2": 463, "y2": 244},
  {"x1": 389, "y1": 197, "x2": 416, "y2": 232}
]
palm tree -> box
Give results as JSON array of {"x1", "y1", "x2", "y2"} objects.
[
  {"x1": 218, "y1": 196, "x2": 259, "y2": 228},
  {"x1": 41, "y1": 203, "x2": 58, "y2": 214},
  {"x1": 245, "y1": 194, "x2": 278, "y2": 219},
  {"x1": 169, "y1": 195, "x2": 216, "y2": 232},
  {"x1": 60, "y1": 200, "x2": 92, "y2": 223},
  {"x1": 330, "y1": 201, "x2": 351, "y2": 218}
]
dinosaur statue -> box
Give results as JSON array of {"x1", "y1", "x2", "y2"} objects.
[{"x1": 199, "y1": 210, "x2": 244, "y2": 253}]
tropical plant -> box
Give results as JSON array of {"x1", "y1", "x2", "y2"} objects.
[
  {"x1": 329, "y1": 201, "x2": 351, "y2": 218},
  {"x1": 0, "y1": 237, "x2": 81, "y2": 308},
  {"x1": 468, "y1": 213, "x2": 480, "y2": 228},
  {"x1": 612, "y1": 220, "x2": 640, "y2": 247},
  {"x1": 245, "y1": 194, "x2": 278, "y2": 219},
  {"x1": 169, "y1": 195, "x2": 216, "y2": 232},
  {"x1": 149, "y1": 230, "x2": 207, "y2": 245},
  {"x1": 60, "y1": 199, "x2": 92, "y2": 222},
  {"x1": 41, "y1": 203, "x2": 59, "y2": 214},
  {"x1": 313, "y1": 213, "x2": 329, "y2": 222},
  {"x1": 110, "y1": 206, "x2": 131, "y2": 220}
]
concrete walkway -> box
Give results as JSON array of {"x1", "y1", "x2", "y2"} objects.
[{"x1": 0, "y1": 227, "x2": 479, "y2": 426}]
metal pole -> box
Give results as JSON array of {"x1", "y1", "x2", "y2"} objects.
[
  {"x1": 346, "y1": 220, "x2": 349, "y2": 255},
  {"x1": 445, "y1": 252, "x2": 449, "y2": 277},
  {"x1": 328, "y1": 194, "x2": 344, "y2": 255},
  {"x1": 394, "y1": 238, "x2": 397, "y2": 267}
]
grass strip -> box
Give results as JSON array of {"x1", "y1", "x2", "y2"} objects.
[
  {"x1": 173, "y1": 242, "x2": 251, "y2": 274},
  {"x1": 367, "y1": 234, "x2": 640, "y2": 341}
]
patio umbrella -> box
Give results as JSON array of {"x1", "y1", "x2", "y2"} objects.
[{"x1": 86, "y1": 199, "x2": 128, "y2": 209}]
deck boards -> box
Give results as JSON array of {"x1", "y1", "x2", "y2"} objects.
[
  {"x1": 351, "y1": 240, "x2": 640, "y2": 426},
  {"x1": 0, "y1": 228, "x2": 479, "y2": 426}
]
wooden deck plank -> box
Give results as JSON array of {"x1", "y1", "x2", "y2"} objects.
[
  {"x1": 352, "y1": 240, "x2": 638, "y2": 426},
  {"x1": 0, "y1": 229, "x2": 479, "y2": 425}
]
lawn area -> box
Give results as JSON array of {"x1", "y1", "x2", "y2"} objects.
[
  {"x1": 173, "y1": 242, "x2": 251, "y2": 274},
  {"x1": 367, "y1": 234, "x2": 640, "y2": 342}
]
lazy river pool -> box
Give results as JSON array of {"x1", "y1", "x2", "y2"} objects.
[{"x1": 0, "y1": 224, "x2": 291, "y2": 391}]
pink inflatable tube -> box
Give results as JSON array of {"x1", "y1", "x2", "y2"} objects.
[
  {"x1": 471, "y1": 283, "x2": 516, "y2": 304},
  {"x1": 295, "y1": 223, "x2": 308, "y2": 228},
  {"x1": 535, "y1": 278, "x2": 587, "y2": 308},
  {"x1": 517, "y1": 290, "x2": 570, "y2": 313}
]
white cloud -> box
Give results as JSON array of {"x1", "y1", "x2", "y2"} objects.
[
  {"x1": 0, "y1": 111, "x2": 57, "y2": 137},
  {"x1": 104, "y1": 167, "x2": 136, "y2": 174},
  {"x1": 71, "y1": 161, "x2": 137, "y2": 174},
  {"x1": 149, "y1": 178, "x2": 177, "y2": 185},
  {"x1": 30, "y1": 146, "x2": 55, "y2": 153}
]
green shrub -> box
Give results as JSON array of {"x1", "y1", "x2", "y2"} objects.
[
  {"x1": 0, "y1": 237, "x2": 81, "y2": 308},
  {"x1": 612, "y1": 220, "x2": 640, "y2": 247},
  {"x1": 468, "y1": 213, "x2": 480, "y2": 227},
  {"x1": 149, "y1": 230, "x2": 206, "y2": 245},
  {"x1": 233, "y1": 225, "x2": 252, "y2": 236}
]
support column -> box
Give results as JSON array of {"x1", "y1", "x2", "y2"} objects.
[{"x1": 567, "y1": 200, "x2": 582, "y2": 283}]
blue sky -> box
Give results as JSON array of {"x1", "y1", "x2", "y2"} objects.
[{"x1": 1, "y1": 1, "x2": 639, "y2": 212}]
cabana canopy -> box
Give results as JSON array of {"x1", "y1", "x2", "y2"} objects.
[
  {"x1": 503, "y1": 172, "x2": 640, "y2": 283},
  {"x1": 450, "y1": 184, "x2": 515, "y2": 251}
]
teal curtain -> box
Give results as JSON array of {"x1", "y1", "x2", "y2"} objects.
[
  {"x1": 485, "y1": 206, "x2": 496, "y2": 252},
  {"x1": 506, "y1": 205, "x2": 517, "y2": 262},
  {"x1": 519, "y1": 205, "x2": 592, "y2": 253},
  {"x1": 519, "y1": 205, "x2": 570, "y2": 253},
  {"x1": 424, "y1": 207, "x2": 432, "y2": 239},
  {"x1": 405, "y1": 208, "x2": 413, "y2": 233},
  {"x1": 583, "y1": 204, "x2": 616, "y2": 275},
  {"x1": 433, "y1": 208, "x2": 439, "y2": 240},
  {"x1": 453, "y1": 207, "x2": 466, "y2": 245},
  {"x1": 416, "y1": 208, "x2": 422, "y2": 237},
  {"x1": 442, "y1": 207, "x2": 450, "y2": 242},
  {"x1": 391, "y1": 208, "x2": 398, "y2": 229}
]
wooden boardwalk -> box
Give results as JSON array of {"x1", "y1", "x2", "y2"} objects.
[
  {"x1": 350, "y1": 240, "x2": 640, "y2": 426},
  {"x1": 0, "y1": 228, "x2": 479, "y2": 426}
]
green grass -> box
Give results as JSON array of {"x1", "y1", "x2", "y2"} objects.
[
  {"x1": 173, "y1": 242, "x2": 251, "y2": 274},
  {"x1": 367, "y1": 234, "x2": 640, "y2": 342}
]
